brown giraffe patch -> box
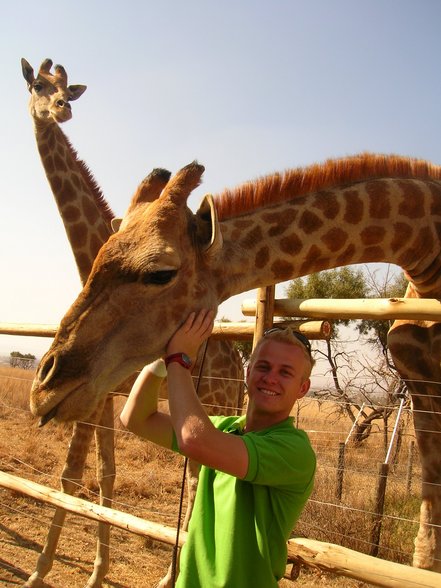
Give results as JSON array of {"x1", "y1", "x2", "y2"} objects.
[
  {"x1": 70, "y1": 222, "x2": 88, "y2": 249},
  {"x1": 321, "y1": 227, "x2": 348, "y2": 252},
  {"x1": 279, "y1": 233, "x2": 303, "y2": 255},
  {"x1": 62, "y1": 205, "x2": 81, "y2": 223},
  {"x1": 271, "y1": 259, "x2": 295, "y2": 281},
  {"x1": 53, "y1": 153, "x2": 68, "y2": 172},
  {"x1": 43, "y1": 154, "x2": 55, "y2": 174},
  {"x1": 336, "y1": 243, "x2": 356, "y2": 266},
  {"x1": 83, "y1": 196, "x2": 100, "y2": 225},
  {"x1": 298, "y1": 210, "x2": 323, "y2": 234},
  {"x1": 397, "y1": 180, "x2": 425, "y2": 218},
  {"x1": 232, "y1": 219, "x2": 254, "y2": 230},
  {"x1": 313, "y1": 191, "x2": 340, "y2": 220},
  {"x1": 255, "y1": 246, "x2": 270, "y2": 269},
  {"x1": 360, "y1": 226, "x2": 386, "y2": 246},
  {"x1": 240, "y1": 225, "x2": 264, "y2": 249},
  {"x1": 343, "y1": 190, "x2": 364, "y2": 224},
  {"x1": 391, "y1": 222, "x2": 413, "y2": 251},
  {"x1": 366, "y1": 181, "x2": 391, "y2": 218},
  {"x1": 60, "y1": 179, "x2": 77, "y2": 204}
]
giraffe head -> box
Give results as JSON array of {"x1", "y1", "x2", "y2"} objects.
[
  {"x1": 21, "y1": 58, "x2": 86, "y2": 124},
  {"x1": 31, "y1": 162, "x2": 223, "y2": 423}
]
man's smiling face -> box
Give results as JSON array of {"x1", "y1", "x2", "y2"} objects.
[{"x1": 246, "y1": 340, "x2": 310, "y2": 424}]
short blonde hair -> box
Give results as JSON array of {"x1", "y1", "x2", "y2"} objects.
[{"x1": 249, "y1": 328, "x2": 315, "y2": 380}]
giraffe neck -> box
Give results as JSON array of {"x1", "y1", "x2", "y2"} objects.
[
  {"x1": 213, "y1": 177, "x2": 441, "y2": 301},
  {"x1": 33, "y1": 118, "x2": 113, "y2": 282}
]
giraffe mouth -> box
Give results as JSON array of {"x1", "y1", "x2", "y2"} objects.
[{"x1": 38, "y1": 405, "x2": 59, "y2": 427}]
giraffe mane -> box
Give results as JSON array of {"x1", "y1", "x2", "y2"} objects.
[
  {"x1": 214, "y1": 152, "x2": 441, "y2": 220},
  {"x1": 63, "y1": 131, "x2": 114, "y2": 224}
]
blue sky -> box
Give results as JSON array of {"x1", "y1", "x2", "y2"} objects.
[{"x1": 1, "y1": 0, "x2": 441, "y2": 357}]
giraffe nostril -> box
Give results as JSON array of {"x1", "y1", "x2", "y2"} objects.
[{"x1": 39, "y1": 353, "x2": 57, "y2": 385}]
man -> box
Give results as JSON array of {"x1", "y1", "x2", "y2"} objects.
[{"x1": 120, "y1": 309, "x2": 316, "y2": 587}]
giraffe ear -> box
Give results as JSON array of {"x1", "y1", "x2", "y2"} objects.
[
  {"x1": 21, "y1": 58, "x2": 35, "y2": 87},
  {"x1": 111, "y1": 218, "x2": 123, "y2": 233},
  {"x1": 195, "y1": 194, "x2": 223, "y2": 258},
  {"x1": 68, "y1": 85, "x2": 87, "y2": 101}
]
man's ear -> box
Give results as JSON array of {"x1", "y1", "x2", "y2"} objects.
[{"x1": 299, "y1": 379, "x2": 311, "y2": 398}]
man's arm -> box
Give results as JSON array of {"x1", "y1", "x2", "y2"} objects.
[
  {"x1": 166, "y1": 310, "x2": 249, "y2": 479},
  {"x1": 119, "y1": 360, "x2": 174, "y2": 449}
]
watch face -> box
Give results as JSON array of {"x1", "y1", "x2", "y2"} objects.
[
  {"x1": 165, "y1": 352, "x2": 193, "y2": 369},
  {"x1": 181, "y1": 353, "x2": 192, "y2": 366}
]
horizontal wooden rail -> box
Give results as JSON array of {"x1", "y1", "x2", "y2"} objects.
[
  {"x1": 0, "y1": 320, "x2": 331, "y2": 341},
  {"x1": 242, "y1": 297, "x2": 441, "y2": 321},
  {"x1": 1, "y1": 470, "x2": 439, "y2": 587}
]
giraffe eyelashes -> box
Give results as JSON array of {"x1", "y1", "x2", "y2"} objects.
[{"x1": 141, "y1": 269, "x2": 178, "y2": 285}]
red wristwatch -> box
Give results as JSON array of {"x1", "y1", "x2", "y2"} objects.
[{"x1": 165, "y1": 353, "x2": 193, "y2": 369}]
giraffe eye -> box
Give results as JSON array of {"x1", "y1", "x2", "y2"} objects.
[
  {"x1": 141, "y1": 270, "x2": 178, "y2": 285},
  {"x1": 32, "y1": 82, "x2": 43, "y2": 92}
]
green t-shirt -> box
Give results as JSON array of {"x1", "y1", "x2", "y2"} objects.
[{"x1": 173, "y1": 415, "x2": 316, "y2": 588}]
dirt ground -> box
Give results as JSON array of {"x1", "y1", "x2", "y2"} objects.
[{"x1": 0, "y1": 380, "x2": 369, "y2": 588}]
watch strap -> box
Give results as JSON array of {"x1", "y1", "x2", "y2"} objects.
[{"x1": 165, "y1": 352, "x2": 193, "y2": 369}]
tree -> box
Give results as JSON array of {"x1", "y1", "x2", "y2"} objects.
[
  {"x1": 285, "y1": 265, "x2": 408, "y2": 445},
  {"x1": 10, "y1": 351, "x2": 36, "y2": 370}
]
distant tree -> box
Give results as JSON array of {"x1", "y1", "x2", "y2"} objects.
[
  {"x1": 285, "y1": 265, "x2": 408, "y2": 446},
  {"x1": 10, "y1": 351, "x2": 36, "y2": 370}
]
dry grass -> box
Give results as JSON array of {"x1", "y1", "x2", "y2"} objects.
[{"x1": 0, "y1": 365, "x2": 422, "y2": 587}]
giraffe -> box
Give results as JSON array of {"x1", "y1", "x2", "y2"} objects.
[
  {"x1": 29, "y1": 154, "x2": 441, "y2": 574},
  {"x1": 21, "y1": 59, "x2": 244, "y2": 588}
]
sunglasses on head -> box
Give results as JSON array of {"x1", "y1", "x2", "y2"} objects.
[{"x1": 263, "y1": 326, "x2": 312, "y2": 356}]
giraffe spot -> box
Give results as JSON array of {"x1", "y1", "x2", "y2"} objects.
[
  {"x1": 271, "y1": 259, "x2": 295, "y2": 281},
  {"x1": 77, "y1": 252, "x2": 91, "y2": 277},
  {"x1": 264, "y1": 208, "x2": 297, "y2": 237},
  {"x1": 343, "y1": 190, "x2": 364, "y2": 224},
  {"x1": 366, "y1": 181, "x2": 391, "y2": 218},
  {"x1": 51, "y1": 175, "x2": 62, "y2": 192},
  {"x1": 60, "y1": 179, "x2": 77, "y2": 204},
  {"x1": 255, "y1": 246, "x2": 270, "y2": 269},
  {"x1": 363, "y1": 245, "x2": 384, "y2": 261},
  {"x1": 233, "y1": 219, "x2": 254, "y2": 230},
  {"x1": 240, "y1": 225, "x2": 263, "y2": 249},
  {"x1": 72, "y1": 174, "x2": 81, "y2": 189},
  {"x1": 397, "y1": 180, "x2": 425, "y2": 218},
  {"x1": 360, "y1": 226, "x2": 386, "y2": 246},
  {"x1": 53, "y1": 153, "x2": 68, "y2": 172},
  {"x1": 47, "y1": 132, "x2": 56, "y2": 149},
  {"x1": 280, "y1": 233, "x2": 303, "y2": 255},
  {"x1": 38, "y1": 142, "x2": 50, "y2": 157},
  {"x1": 429, "y1": 183, "x2": 441, "y2": 215},
  {"x1": 262, "y1": 209, "x2": 296, "y2": 225},
  {"x1": 70, "y1": 222, "x2": 88, "y2": 248},
  {"x1": 43, "y1": 155, "x2": 55, "y2": 174},
  {"x1": 391, "y1": 223, "x2": 413, "y2": 251},
  {"x1": 89, "y1": 234, "x2": 104, "y2": 260},
  {"x1": 336, "y1": 243, "x2": 356, "y2": 266},
  {"x1": 63, "y1": 205, "x2": 81, "y2": 223},
  {"x1": 98, "y1": 224, "x2": 111, "y2": 241},
  {"x1": 231, "y1": 228, "x2": 242, "y2": 242},
  {"x1": 83, "y1": 196, "x2": 100, "y2": 225},
  {"x1": 298, "y1": 210, "x2": 323, "y2": 234},
  {"x1": 321, "y1": 228, "x2": 348, "y2": 252},
  {"x1": 314, "y1": 192, "x2": 340, "y2": 220}
]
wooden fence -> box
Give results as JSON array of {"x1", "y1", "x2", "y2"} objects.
[{"x1": 1, "y1": 470, "x2": 440, "y2": 588}]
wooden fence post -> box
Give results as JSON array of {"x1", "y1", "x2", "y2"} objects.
[
  {"x1": 406, "y1": 441, "x2": 415, "y2": 494},
  {"x1": 370, "y1": 462, "x2": 389, "y2": 556},
  {"x1": 336, "y1": 442, "x2": 346, "y2": 500}
]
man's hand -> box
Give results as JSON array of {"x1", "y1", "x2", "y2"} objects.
[{"x1": 166, "y1": 309, "x2": 215, "y2": 361}]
